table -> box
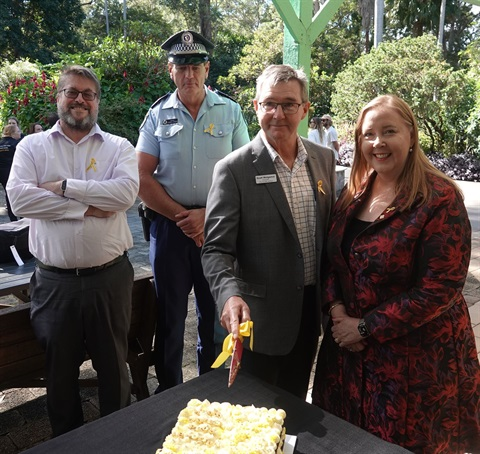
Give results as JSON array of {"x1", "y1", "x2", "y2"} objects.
[
  {"x1": 0, "y1": 259, "x2": 156, "y2": 399},
  {"x1": 23, "y1": 369, "x2": 411, "y2": 454},
  {"x1": 0, "y1": 258, "x2": 36, "y2": 302}
]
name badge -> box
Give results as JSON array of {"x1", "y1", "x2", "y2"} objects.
[{"x1": 256, "y1": 174, "x2": 277, "y2": 184}]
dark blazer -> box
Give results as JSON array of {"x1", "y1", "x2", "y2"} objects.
[{"x1": 202, "y1": 133, "x2": 336, "y2": 356}]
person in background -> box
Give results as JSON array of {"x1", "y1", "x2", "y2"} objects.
[
  {"x1": 321, "y1": 114, "x2": 339, "y2": 162},
  {"x1": 308, "y1": 116, "x2": 326, "y2": 147},
  {"x1": 312, "y1": 94, "x2": 480, "y2": 453},
  {"x1": 7, "y1": 65, "x2": 139, "y2": 436},
  {"x1": 47, "y1": 111, "x2": 59, "y2": 128},
  {"x1": 0, "y1": 125, "x2": 21, "y2": 221},
  {"x1": 7, "y1": 116, "x2": 24, "y2": 138},
  {"x1": 28, "y1": 122, "x2": 43, "y2": 134},
  {"x1": 136, "y1": 30, "x2": 249, "y2": 393},
  {"x1": 202, "y1": 64, "x2": 336, "y2": 400}
]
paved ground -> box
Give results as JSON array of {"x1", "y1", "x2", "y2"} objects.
[{"x1": 0, "y1": 180, "x2": 479, "y2": 454}]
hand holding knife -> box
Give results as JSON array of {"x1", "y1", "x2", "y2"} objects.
[{"x1": 211, "y1": 320, "x2": 254, "y2": 386}]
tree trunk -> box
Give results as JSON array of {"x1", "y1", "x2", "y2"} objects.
[{"x1": 199, "y1": 0, "x2": 212, "y2": 41}]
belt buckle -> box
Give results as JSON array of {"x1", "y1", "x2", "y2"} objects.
[{"x1": 75, "y1": 268, "x2": 82, "y2": 276}]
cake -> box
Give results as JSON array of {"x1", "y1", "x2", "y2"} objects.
[{"x1": 156, "y1": 398, "x2": 287, "y2": 453}]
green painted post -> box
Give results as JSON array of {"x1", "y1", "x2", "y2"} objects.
[{"x1": 272, "y1": 0, "x2": 344, "y2": 136}]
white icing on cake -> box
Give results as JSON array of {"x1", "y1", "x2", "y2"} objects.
[{"x1": 157, "y1": 398, "x2": 287, "y2": 453}]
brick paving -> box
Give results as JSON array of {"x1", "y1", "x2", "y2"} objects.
[{"x1": 0, "y1": 180, "x2": 479, "y2": 453}]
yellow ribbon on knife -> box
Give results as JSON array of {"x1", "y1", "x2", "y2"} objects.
[{"x1": 211, "y1": 321, "x2": 254, "y2": 368}]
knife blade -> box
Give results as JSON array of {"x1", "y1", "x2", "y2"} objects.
[{"x1": 228, "y1": 337, "x2": 244, "y2": 387}]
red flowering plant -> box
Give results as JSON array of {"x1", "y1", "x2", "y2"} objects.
[{"x1": 0, "y1": 72, "x2": 57, "y2": 132}]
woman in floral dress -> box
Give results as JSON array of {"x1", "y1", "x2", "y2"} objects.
[{"x1": 312, "y1": 94, "x2": 480, "y2": 453}]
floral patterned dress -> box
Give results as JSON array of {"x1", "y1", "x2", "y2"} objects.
[{"x1": 312, "y1": 173, "x2": 480, "y2": 453}]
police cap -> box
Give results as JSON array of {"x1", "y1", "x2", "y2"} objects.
[{"x1": 161, "y1": 30, "x2": 214, "y2": 65}]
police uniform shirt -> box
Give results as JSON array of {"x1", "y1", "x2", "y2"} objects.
[{"x1": 136, "y1": 87, "x2": 249, "y2": 207}]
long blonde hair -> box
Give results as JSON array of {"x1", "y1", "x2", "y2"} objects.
[{"x1": 337, "y1": 94, "x2": 459, "y2": 211}]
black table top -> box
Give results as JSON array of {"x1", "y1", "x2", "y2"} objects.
[{"x1": 24, "y1": 368, "x2": 411, "y2": 454}]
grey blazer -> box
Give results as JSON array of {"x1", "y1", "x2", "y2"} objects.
[{"x1": 202, "y1": 133, "x2": 336, "y2": 355}]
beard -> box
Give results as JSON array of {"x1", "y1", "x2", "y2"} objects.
[{"x1": 58, "y1": 103, "x2": 98, "y2": 131}]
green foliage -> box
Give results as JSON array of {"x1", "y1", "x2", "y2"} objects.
[
  {"x1": 0, "y1": 36, "x2": 172, "y2": 145},
  {"x1": 331, "y1": 34, "x2": 475, "y2": 155},
  {"x1": 306, "y1": 0, "x2": 365, "y2": 118},
  {"x1": 217, "y1": 14, "x2": 284, "y2": 137},
  {"x1": 0, "y1": 59, "x2": 42, "y2": 91},
  {"x1": 56, "y1": 37, "x2": 172, "y2": 144},
  {"x1": 461, "y1": 39, "x2": 480, "y2": 157},
  {"x1": 384, "y1": 0, "x2": 480, "y2": 68},
  {"x1": 0, "y1": 0, "x2": 85, "y2": 63},
  {"x1": 208, "y1": 31, "x2": 252, "y2": 89},
  {"x1": 80, "y1": 0, "x2": 175, "y2": 48},
  {"x1": 0, "y1": 71, "x2": 57, "y2": 132}
]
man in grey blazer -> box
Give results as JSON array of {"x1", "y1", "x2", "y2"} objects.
[{"x1": 202, "y1": 64, "x2": 336, "y2": 399}]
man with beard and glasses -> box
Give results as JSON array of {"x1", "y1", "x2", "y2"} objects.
[{"x1": 6, "y1": 65, "x2": 139, "y2": 437}]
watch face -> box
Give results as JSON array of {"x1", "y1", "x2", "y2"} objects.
[
  {"x1": 61, "y1": 180, "x2": 66, "y2": 191},
  {"x1": 358, "y1": 320, "x2": 370, "y2": 338}
]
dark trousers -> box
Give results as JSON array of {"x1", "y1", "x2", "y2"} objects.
[
  {"x1": 150, "y1": 214, "x2": 216, "y2": 392},
  {"x1": 241, "y1": 285, "x2": 319, "y2": 400},
  {"x1": 0, "y1": 167, "x2": 17, "y2": 221},
  {"x1": 29, "y1": 256, "x2": 133, "y2": 437}
]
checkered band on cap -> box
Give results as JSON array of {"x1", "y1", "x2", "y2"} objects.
[{"x1": 169, "y1": 31, "x2": 208, "y2": 55}]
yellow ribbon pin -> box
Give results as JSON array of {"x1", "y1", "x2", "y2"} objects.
[
  {"x1": 204, "y1": 123, "x2": 215, "y2": 136},
  {"x1": 86, "y1": 158, "x2": 97, "y2": 172},
  {"x1": 317, "y1": 180, "x2": 326, "y2": 195},
  {"x1": 211, "y1": 321, "x2": 254, "y2": 368}
]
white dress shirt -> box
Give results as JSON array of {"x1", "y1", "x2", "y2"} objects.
[{"x1": 6, "y1": 123, "x2": 139, "y2": 268}]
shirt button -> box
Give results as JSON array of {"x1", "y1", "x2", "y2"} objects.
[
  {"x1": 218, "y1": 130, "x2": 223, "y2": 135},
  {"x1": 165, "y1": 131, "x2": 170, "y2": 136}
]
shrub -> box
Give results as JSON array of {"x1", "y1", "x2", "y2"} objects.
[
  {"x1": 331, "y1": 34, "x2": 476, "y2": 156},
  {"x1": 0, "y1": 72, "x2": 57, "y2": 131},
  {"x1": 338, "y1": 144, "x2": 480, "y2": 182}
]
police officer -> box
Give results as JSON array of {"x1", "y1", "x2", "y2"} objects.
[{"x1": 136, "y1": 30, "x2": 249, "y2": 392}]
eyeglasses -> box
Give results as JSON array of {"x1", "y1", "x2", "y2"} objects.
[
  {"x1": 60, "y1": 88, "x2": 98, "y2": 101},
  {"x1": 258, "y1": 102, "x2": 303, "y2": 115}
]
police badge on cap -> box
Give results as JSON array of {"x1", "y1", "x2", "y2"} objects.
[{"x1": 161, "y1": 30, "x2": 214, "y2": 65}]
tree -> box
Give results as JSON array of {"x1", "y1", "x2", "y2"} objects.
[
  {"x1": 212, "y1": 0, "x2": 276, "y2": 35},
  {"x1": 385, "y1": 0, "x2": 480, "y2": 67},
  {"x1": 0, "y1": 0, "x2": 85, "y2": 63},
  {"x1": 80, "y1": 0, "x2": 174, "y2": 46},
  {"x1": 331, "y1": 34, "x2": 476, "y2": 155},
  {"x1": 217, "y1": 11, "x2": 284, "y2": 137},
  {"x1": 358, "y1": 0, "x2": 375, "y2": 52},
  {"x1": 309, "y1": 0, "x2": 364, "y2": 115}
]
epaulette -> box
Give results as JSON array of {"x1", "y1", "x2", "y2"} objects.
[
  {"x1": 150, "y1": 92, "x2": 172, "y2": 109},
  {"x1": 139, "y1": 93, "x2": 172, "y2": 130},
  {"x1": 210, "y1": 87, "x2": 238, "y2": 103}
]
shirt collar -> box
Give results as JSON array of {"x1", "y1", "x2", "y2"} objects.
[
  {"x1": 50, "y1": 122, "x2": 104, "y2": 144},
  {"x1": 261, "y1": 131, "x2": 307, "y2": 164}
]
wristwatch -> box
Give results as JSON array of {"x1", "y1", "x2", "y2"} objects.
[
  {"x1": 61, "y1": 179, "x2": 67, "y2": 195},
  {"x1": 358, "y1": 319, "x2": 370, "y2": 338}
]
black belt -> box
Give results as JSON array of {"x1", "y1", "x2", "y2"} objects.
[{"x1": 36, "y1": 252, "x2": 127, "y2": 277}]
